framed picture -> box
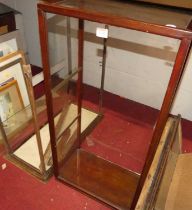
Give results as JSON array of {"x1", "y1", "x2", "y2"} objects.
[
  {"x1": 0, "y1": 80, "x2": 24, "y2": 124},
  {"x1": 0, "y1": 50, "x2": 26, "y2": 65},
  {"x1": 0, "y1": 54, "x2": 29, "y2": 107},
  {"x1": 0, "y1": 30, "x2": 25, "y2": 57}
]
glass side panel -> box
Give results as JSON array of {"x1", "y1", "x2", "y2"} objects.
[
  {"x1": 0, "y1": 91, "x2": 50, "y2": 170},
  {"x1": 56, "y1": 120, "x2": 78, "y2": 168},
  {"x1": 0, "y1": 56, "x2": 50, "y2": 172},
  {"x1": 47, "y1": 14, "x2": 79, "y2": 140},
  {"x1": 0, "y1": 58, "x2": 33, "y2": 154},
  {"x1": 0, "y1": 94, "x2": 48, "y2": 151},
  {"x1": 12, "y1": 100, "x2": 52, "y2": 171},
  {"x1": 52, "y1": 0, "x2": 192, "y2": 30},
  {"x1": 0, "y1": 105, "x2": 33, "y2": 152},
  {"x1": 50, "y1": 69, "x2": 78, "y2": 139},
  {"x1": 80, "y1": 21, "x2": 181, "y2": 173},
  {"x1": 0, "y1": 62, "x2": 32, "y2": 152}
]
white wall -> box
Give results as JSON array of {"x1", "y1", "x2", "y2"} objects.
[
  {"x1": 82, "y1": 21, "x2": 192, "y2": 121},
  {"x1": 14, "y1": 0, "x2": 42, "y2": 66},
  {"x1": 1, "y1": 0, "x2": 192, "y2": 121},
  {"x1": 50, "y1": 19, "x2": 192, "y2": 121},
  {"x1": 0, "y1": 0, "x2": 15, "y2": 8},
  {"x1": 0, "y1": 0, "x2": 40, "y2": 65}
]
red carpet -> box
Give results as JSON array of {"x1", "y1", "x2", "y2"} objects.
[
  {"x1": 0, "y1": 155, "x2": 110, "y2": 210},
  {"x1": 82, "y1": 103, "x2": 153, "y2": 173},
  {"x1": 82, "y1": 84, "x2": 192, "y2": 155},
  {"x1": 1, "y1": 78, "x2": 192, "y2": 209}
]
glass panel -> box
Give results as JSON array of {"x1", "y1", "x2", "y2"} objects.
[
  {"x1": 56, "y1": 120, "x2": 78, "y2": 168},
  {"x1": 0, "y1": 57, "x2": 50, "y2": 172},
  {"x1": 0, "y1": 105, "x2": 32, "y2": 152},
  {"x1": 80, "y1": 22, "x2": 180, "y2": 173},
  {"x1": 47, "y1": 14, "x2": 79, "y2": 140},
  {"x1": 0, "y1": 67, "x2": 32, "y2": 153},
  {"x1": 51, "y1": 70, "x2": 78, "y2": 139},
  {"x1": 47, "y1": 14, "x2": 78, "y2": 70},
  {"x1": 0, "y1": 97, "x2": 50, "y2": 167}
]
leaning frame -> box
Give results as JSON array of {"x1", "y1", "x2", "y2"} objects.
[
  {"x1": 0, "y1": 54, "x2": 52, "y2": 180},
  {"x1": 37, "y1": 1, "x2": 192, "y2": 209}
]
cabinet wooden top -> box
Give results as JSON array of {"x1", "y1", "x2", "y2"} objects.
[
  {"x1": 38, "y1": 0, "x2": 192, "y2": 39},
  {"x1": 135, "y1": 0, "x2": 192, "y2": 10}
]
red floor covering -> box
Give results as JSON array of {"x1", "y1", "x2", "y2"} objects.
[
  {"x1": 1, "y1": 84, "x2": 192, "y2": 210},
  {"x1": 81, "y1": 86, "x2": 192, "y2": 173},
  {"x1": 82, "y1": 101, "x2": 154, "y2": 174},
  {"x1": 0, "y1": 155, "x2": 110, "y2": 210}
]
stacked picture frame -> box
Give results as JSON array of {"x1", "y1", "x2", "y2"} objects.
[{"x1": 0, "y1": 31, "x2": 53, "y2": 180}]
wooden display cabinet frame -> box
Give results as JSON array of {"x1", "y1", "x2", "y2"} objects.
[
  {"x1": 0, "y1": 53, "x2": 52, "y2": 181},
  {"x1": 37, "y1": 0, "x2": 192, "y2": 209}
]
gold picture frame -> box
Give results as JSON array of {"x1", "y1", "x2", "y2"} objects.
[
  {"x1": 0, "y1": 54, "x2": 30, "y2": 145},
  {"x1": 0, "y1": 52, "x2": 29, "y2": 107},
  {"x1": 0, "y1": 79, "x2": 25, "y2": 154},
  {"x1": 0, "y1": 50, "x2": 26, "y2": 65},
  {"x1": 0, "y1": 79, "x2": 24, "y2": 125}
]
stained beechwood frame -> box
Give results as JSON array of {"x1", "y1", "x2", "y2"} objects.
[{"x1": 37, "y1": 0, "x2": 192, "y2": 209}]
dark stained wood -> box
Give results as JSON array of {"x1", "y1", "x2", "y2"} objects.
[
  {"x1": 0, "y1": 12, "x2": 16, "y2": 33},
  {"x1": 135, "y1": 0, "x2": 192, "y2": 10},
  {"x1": 38, "y1": 0, "x2": 192, "y2": 39},
  {"x1": 59, "y1": 149, "x2": 139, "y2": 210},
  {"x1": 77, "y1": 19, "x2": 84, "y2": 147},
  {"x1": 131, "y1": 38, "x2": 192, "y2": 209},
  {"x1": 37, "y1": 8, "x2": 59, "y2": 176}
]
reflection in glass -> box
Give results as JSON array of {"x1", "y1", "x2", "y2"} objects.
[{"x1": 56, "y1": 120, "x2": 78, "y2": 168}]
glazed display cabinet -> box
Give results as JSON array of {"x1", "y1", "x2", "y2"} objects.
[
  {"x1": 37, "y1": 0, "x2": 192, "y2": 209},
  {"x1": 0, "y1": 54, "x2": 53, "y2": 180}
]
